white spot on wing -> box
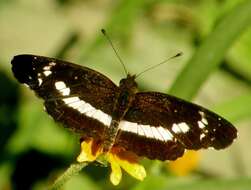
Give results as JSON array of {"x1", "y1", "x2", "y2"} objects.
[
  {"x1": 198, "y1": 121, "x2": 206, "y2": 129},
  {"x1": 172, "y1": 124, "x2": 181, "y2": 133},
  {"x1": 76, "y1": 102, "x2": 88, "y2": 112},
  {"x1": 38, "y1": 78, "x2": 42, "y2": 86},
  {"x1": 200, "y1": 133, "x2": 206, "y2": 140},
  {"x1": 43, "y1": 66, "x2": 51, "y2": 71},
  {"x1": 158, "y1": 127, "x2": 173, "y2": 141},
  {"x1": 199, "y1": 110, "x2": 208, "y2": 126},
  {"x1": 55, "y1": 81, "x2": 70, "y2": 96},
  {"x1": 62, "y1": 88, "x2": 70, "y2": 96},
  {"x1": 55, "y1": 81, "x2": 66, "y2": 89},
  {"x1": 199, "y1": 111, "x2": 205, "y2": 116},
  {"x1": 140, "y1": 124, "x2": 152, "y2": 138},
  {"x1": 85, "y1": 109, "x2": 96, "y2": 117},
  {"x1": 70, "y1": 101, "x2": 83, "y2": 109},
  {"x1": 43, "y1": 62, "x2": 56, "y2": 73},
  {"x1": 63, "y1": 97, "x2": 79, "y2": 104},
  {"x1": 172, "y1": 122, "x2": 190, "y2": 134},
  {"x1": 210, "y1": 137, "x2": 215, "y2": 141},
  {"x1": 49, "y1": 62, "x2": 56, "y2": 66},
  {"x1": 43, "y1": 70, "x2": 52, "y2": 76},
  {"x1": 79, "y1": 103, "x2": 93, "y2": 113},
  {"x1": 178, "y1": 122, "x2": 190, "y2": 133},
  {"x1": 101, "y1": 113, "x2": 113, "y2": 127},
  {"x1": 119, "y1": 121, "x2": 173, "y2": 142},
  {"x1": 119, "y1": 121, "x2": 138, "y2": 134},
  {"x1": 151, "y1": 126, "x2": 163, "y2": 141},
  {"x1": 137, "y1": 125, "x2": 145, "y2": 136},
  {"x1": 201, "y1": 118, "x2": 208, "y2": 125},
  {"x1": 62, "y1": 96, "x2": 112, "y2": 126}
]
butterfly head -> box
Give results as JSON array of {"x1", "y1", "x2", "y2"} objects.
[{"x1": 119, "y1": 74, "x2": 138, "y2": 93}]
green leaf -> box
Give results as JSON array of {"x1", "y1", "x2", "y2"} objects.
[
  {"x1": 7, "y1": 100, "x2": 76, "y2": 156},
  {"x1": 212, "y1": 92, "x2": 251, "y2": 122},
  {"x1": 169, "y1": 0, "x2": 251, "y2": 100},
  {"x1": 78, "y1": 0, "x2": 149, "y2": 62},
  {"x1": 132, "y1": 176, "x2": 251, "y2": 190},
  {"x1": 63, "y1": 173, "x2": 101, "y2": 190},
  {"x1": 166, "y1": 178, "x2": 251, "y2": 190},
  {"x1": 227, "y1": 28, "x2": 251, "y2": 82}
]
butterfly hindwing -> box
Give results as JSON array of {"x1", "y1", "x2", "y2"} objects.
[{"x1": 11, "y1": 54, "x2": 118, "y2": 137}]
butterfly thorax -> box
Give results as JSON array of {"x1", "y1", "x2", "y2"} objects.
[
  {"x1": 102, "y1": 74, "x2": 138, "y2": 152},
  {"x1": 112, "y1": 74, "x2": 138, "y2": 119}
]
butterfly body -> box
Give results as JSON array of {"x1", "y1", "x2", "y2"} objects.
[
  {"x1": 102, "y1": 74, "x2": 138, "y2": 152},
  {"x1": 11, "y1": 54, "x2": 237, "y2": 161}
]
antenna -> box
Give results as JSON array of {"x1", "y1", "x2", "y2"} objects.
[
  {"x1": 101, "y1": 29, "x2": 128, "y2": 76},
  {"x1": 135, "y1": 52, "x2": 183, "y2": 78}
]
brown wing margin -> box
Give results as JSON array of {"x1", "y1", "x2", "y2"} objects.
[{"x1": 115, "y1": 92, "x2": 237, "y2": 161}]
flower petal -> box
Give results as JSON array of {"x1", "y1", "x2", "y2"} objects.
[
  {"x1": 108, "y1": 154, "x2": 122, "y2": 186},
  {"x1": 113, "y1": 154, "x2": 146, "y2": 181},
  {"x1": 168, "y1": 150, "x2": 200, "y2": 176},
  {"x1": 77, "y1": 140, "x2": 101, "y2": 162},
  {"x1": 77, "y1": 139, "x2": 147, "y2": 185}
]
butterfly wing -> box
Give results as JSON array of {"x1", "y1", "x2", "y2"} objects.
[
  {"x1": 11, "y1": 54, "x2": 118, "y2": 139},
  {"x1": 115, "y1": 92, "x2": 237, "y2": 161}
]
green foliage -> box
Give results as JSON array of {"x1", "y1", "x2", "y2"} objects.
[
  {"x1": 168, "y1": 0, "x2": 251, "y2": 100},
  {"x1": 132, "y1": 176, "x2": 251, "y2": 190}
]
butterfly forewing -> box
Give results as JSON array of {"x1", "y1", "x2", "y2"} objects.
[
  {"x1": 11, "y1": 54, "x2": 118, "y2": 137},
  {"x1": 115, "y1": 92, "x2": 237, "y2": 160}
]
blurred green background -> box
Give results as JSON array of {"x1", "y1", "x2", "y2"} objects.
[{"x1": 1, "y1": 0, "x2": 251, "y2": 189}]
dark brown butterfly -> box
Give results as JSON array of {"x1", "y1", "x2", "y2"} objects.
[{"x1": 11, "y1": 54, "x2": 237, "y2": 161}]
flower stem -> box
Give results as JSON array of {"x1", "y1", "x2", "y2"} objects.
[{"x1": 49, "y1": 162, "x2": 88, "y2": 190}]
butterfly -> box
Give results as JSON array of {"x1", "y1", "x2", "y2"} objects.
[{"x1": 11, "y1": 54, "x2": 237, "y2": 161}]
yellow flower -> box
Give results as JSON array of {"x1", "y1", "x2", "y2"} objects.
[
  {"x1": 168, "y1": 150, "x2": 201, "y2": 176},
  {"x1": 77, "y1": 138, "x2": 146, "y2": 185}
]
